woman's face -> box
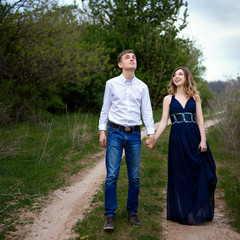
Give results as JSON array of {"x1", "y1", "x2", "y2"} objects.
[{"x1": 172, "y1": 69, "x2": 186, "y2": 87}]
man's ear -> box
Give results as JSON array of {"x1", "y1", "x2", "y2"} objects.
[{"x1": 118, "y1": 62, "x2": 122, "y2": 69}]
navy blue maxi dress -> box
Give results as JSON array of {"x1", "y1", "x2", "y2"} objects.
[{"x1": 167, "y1": 95, "x2": 217, "y2": 225}]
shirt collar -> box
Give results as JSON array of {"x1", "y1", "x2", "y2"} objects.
[{"x1": 120, "y1": 73, "x2": 135, "y2": 85}]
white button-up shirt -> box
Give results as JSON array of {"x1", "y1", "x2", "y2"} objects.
[{"x1": 98, "y1": 74, "x2": 155, "y2": 135}]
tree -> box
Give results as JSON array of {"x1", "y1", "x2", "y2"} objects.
[
  {"x1": 81, "y1": 0, "x2": 209, "y2": 109},
  {"x1": 0, "y1": 0, "x2": 109, "y2": 124},
  {"x1": 0, "y1": 0, "x2": 211, "y2": 124}
]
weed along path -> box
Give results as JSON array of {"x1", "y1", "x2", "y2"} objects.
[{"x1": 19, "y1": 119, "x2": 240, "y2": 240}]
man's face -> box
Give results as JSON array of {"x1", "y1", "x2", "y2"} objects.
[{"x1": 118, "y1": 53, "x2": 137, "y2": 70}]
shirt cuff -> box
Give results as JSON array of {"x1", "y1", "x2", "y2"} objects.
[
  {"x1": 98, "y1": 123, "x2": 107, "y2": 131},
  {"x1": 146, "y1": 127, "x2": 155, "y2": 135}
]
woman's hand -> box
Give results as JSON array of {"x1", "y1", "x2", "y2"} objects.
[{"x1": 198, "y1": 140, "x2": 207, "y2": 152}]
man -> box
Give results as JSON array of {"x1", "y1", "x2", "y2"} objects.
[{"x1": 99, "y1": 50, "x2": 156, "y2": 230}]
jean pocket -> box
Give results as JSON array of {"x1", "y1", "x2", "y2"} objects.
[
  {"x1": 133, "y1": 130, "x2": 141, "y2": 137},
  {"x1": 108, "y1": 126, "x2": 119, "y2": 134}
]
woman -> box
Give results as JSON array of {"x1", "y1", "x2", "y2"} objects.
[{"x1": 147, "y1": 67, "x2": 217, "y2": 225}]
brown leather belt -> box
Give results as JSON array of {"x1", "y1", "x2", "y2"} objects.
[{"x1": 109, "y1": 122, "x2": 140, "y2": 132}]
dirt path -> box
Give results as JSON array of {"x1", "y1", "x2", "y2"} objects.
[
  {"x1": 161, "y1": 189, "x2": 240, "y2": 240},
  {"x1": 20, "y1": 151, "x2": 106, "y2": 240},
  {"x1": 18, "y1": 119, "x2": 240, "y2": 240}
]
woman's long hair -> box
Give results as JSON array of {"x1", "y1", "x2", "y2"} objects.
[{"x1": 168, "y1": 67, "x2": 199, "y2": 99}]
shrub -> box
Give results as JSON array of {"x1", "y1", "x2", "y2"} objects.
[{"x1": 208, "y1": 77, "x2": 240, "y2": 154}]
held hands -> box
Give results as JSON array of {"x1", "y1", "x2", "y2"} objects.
[
  {"x1": 146, "y1": 134, "x2": 156, "y2": 151},
  {"x1": 99, "y1": 130, "x2": 107, "y2": 148},
  {"x1": 100, "y1": 131, "x2": 157, "y2": 150}
]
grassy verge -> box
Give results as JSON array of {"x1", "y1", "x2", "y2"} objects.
[
  {"x1": 74, "y1": 126, "x2": 170, "y2": 240},
  {"x1": 1, "y1": 112, "x2": 239, "y2": 239},
  {"x1": 74, "y1": 124, "x2": 240, "y2": 239},
  {"x1": 0, "y1": 112, "x2": 102, "y2": 239},
  {"x1": 207, "y1": 127, "x2": 240, "y2": 232}
]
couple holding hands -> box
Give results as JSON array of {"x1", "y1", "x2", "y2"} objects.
[{"x1": 98, "y1": 50, "x2": 217, "y2": 230}]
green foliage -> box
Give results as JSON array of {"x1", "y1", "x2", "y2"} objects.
[
  {"x1": 81, "y1": 0, "x2": 209, "y2": 109},
  {"x1": 0, "y1": 0, "x2": 109, "y2": 124},
  {"x1": 197, "y1": 78, "x2": 213, "y2": 106},
  {"x1": 60, "y1": 73, "x2": 108, "y2": 112},
  {"x1": 1, "y1": 0, "x2": 211, "y2": 124}
]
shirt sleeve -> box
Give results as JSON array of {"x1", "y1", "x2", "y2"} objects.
[
  {"x1": 141, "y1": 86, "x2": 155, "y2": 135},
  {"x1": 98, "y1": 81, "x2": 112, "y2": 131}
]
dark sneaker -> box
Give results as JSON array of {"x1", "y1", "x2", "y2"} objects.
[
  {"x1": 103, "y1": 216, "x2": 115, "y2": 230},
  {"x1": 128, "y1": 214, "x2": 141, "y2": 227}
]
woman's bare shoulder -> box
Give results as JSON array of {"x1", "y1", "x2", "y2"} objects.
[
  {"x1": 193, "y1": 93, "x2": 201, "y2": 102},
  {"x1": 164, "y1": 94, "x2": 172, "y2": 104}
]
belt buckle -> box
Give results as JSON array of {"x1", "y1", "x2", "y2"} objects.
[{"x1": 125, "y1": 127, "x2": 131, "y2": 132}]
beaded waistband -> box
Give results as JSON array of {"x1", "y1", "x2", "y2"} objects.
[{"x1": 170, "y1": 112, "x2": 196, "y2": 124}]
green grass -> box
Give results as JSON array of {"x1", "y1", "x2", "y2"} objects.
[
  {"x1": 0, "y1": 112, "x2": 102, "y2": 239},
  {"x1": 74, "y1": 126, "x2": 170, "y2": 240},
  {"x1": 207, "y1": 127, "x2": 240, "y2": 232},
  {"x1": 73, "y1": 125, "x2": 240, "y2": 239},
  {"x1": 1, "y1": 111, "x2": 239, "y2": 239}
]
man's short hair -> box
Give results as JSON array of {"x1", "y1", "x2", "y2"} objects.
[{"x1": 117, "y1": 50, "x2": 135, "y2": 63}]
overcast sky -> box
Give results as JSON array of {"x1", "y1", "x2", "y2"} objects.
[{"x1": 180, "y1": 0, "x2": 240, "y2": 81}]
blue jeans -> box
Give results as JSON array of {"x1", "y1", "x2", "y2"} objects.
[{"x1": 105, "y1": 125, "x2": 141, "y2": 217}]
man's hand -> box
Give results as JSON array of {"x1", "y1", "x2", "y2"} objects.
[
  {"x1": 146, "y1": 134, "x2": 156, "y2": 151},
  {"x1": 99, "y1": 130, "x2": 107, "y2": 148}
]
